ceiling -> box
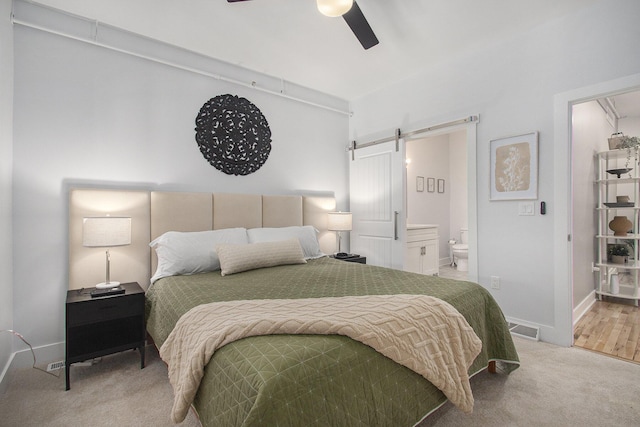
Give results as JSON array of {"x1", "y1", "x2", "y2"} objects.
[{"x1": 32, "y1": 0, "x2": 605, "y2": 101}]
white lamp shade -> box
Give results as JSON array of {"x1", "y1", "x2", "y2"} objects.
[
  {"x1": 327, "y1": 212, "x2": 352, "y2": 231},
  {"x1": 317, "y1": 0, "x2": 353, "y2": 17},
  {"x1": 83, "y1": 217, "x2": 132, "y2": 247}
]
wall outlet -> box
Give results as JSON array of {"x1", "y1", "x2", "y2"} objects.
[{"x1": 491, "y1": 276, "x2": 500, "y2": 289}]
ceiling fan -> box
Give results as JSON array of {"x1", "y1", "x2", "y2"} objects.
[{"x1": 227, "y1": 0, "x2": 379, "y2": 50}]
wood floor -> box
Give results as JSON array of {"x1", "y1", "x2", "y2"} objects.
[{"x1": 574, "y1": 299, "x2": 640, "y2": 363}]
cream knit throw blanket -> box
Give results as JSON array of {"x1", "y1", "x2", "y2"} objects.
[{"x1": 160, "y1": 294, "x2": 482, "y2": 423}]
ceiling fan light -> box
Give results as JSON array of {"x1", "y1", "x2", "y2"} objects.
[{"x1": 317, "y1": 0, "x2": 353, "y2": 17}]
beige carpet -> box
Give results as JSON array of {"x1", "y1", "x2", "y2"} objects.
[
  {"x1": 0, "y1": 346, "x2": 200, "y2": 427},
  {"x1": 1, "y1": 337, "x2": 639, "y2": 426},
  {"x1": 421, "y1": 338, "x2": 639, "y2": 426}
]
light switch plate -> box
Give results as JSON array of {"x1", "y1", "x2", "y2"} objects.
[{"x1": 518, "y1": 201, "x2": 535, "y2": 216}]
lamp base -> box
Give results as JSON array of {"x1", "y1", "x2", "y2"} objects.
[{"x1": 95, "y1": 281, "x2": 121, "y2": 289}]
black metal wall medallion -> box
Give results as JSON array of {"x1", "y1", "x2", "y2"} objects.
[{"x1": 194, "y1": 94, "x2": 272, "y2": 176}]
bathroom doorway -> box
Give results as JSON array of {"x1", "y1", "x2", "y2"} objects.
[{"x1": 405, "y1": 128, "x2": 469, "y2": 281}]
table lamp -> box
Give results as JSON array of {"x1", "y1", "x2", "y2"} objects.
[
  {"x1": 327, "y1": 211, "x2": 352, "y2": 256},
  {"x1": 83, "y1": 216, "x2": 131, "y2": 289}
]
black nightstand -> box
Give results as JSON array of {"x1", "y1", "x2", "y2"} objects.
[
  {"x1": 330, "y1": 254, "x2": 367, "y2": 264},
  {"x1": 65, "y1": 282, "x2": 145, "y2": 390}
]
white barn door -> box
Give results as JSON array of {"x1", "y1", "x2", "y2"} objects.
[{"x1": 349, "y1": 137, "x2": 406, "y2": 269}]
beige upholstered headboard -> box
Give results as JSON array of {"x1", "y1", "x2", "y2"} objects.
[{"x1": 69, "y1": 189, "x2": 336, "y2": 290}]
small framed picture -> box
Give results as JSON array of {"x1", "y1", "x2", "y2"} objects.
[
  {"x1": 416, "y1": 176, "x2": 424, "y2": 192},
  {"x1": 438, "y1": 179, "x2": 445, "y2": 193},
  {"x1": 427, "y1": 178, "x2": 435, "y2": 192}
]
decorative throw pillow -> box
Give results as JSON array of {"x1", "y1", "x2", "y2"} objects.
[
  {"x1": 247, "y1": 225, "x2": 324, "y2": 259},
  {"x1": 149, "y1": 228, "x2": 248, "y2": 283},
  {"x1": 216, "y1": 238, "x2": 306, "y2": 276}
]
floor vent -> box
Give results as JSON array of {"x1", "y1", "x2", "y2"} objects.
[
  {"x1": 508, "y1": 322, "x2": 540, "y2": 341},
  {"x1": 47, "y1": 361, "x2": 65, "y2": 372}
]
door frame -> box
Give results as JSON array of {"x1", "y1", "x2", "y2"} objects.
[{"x1": 553, "y1": 72, "x2": 640, "y2": 347}]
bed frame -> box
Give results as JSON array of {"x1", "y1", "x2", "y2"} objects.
[{"x1": 69, "y1": 189, "x2": 337, "y2": 290}]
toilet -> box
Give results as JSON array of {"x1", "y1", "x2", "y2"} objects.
[{"x1": 452, "y1": 228, "x2": 469, "y2": 272}]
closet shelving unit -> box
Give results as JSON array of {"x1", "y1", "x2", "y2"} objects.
[{"x1": 595, "y1": 149, "x2": 640, "y2": 305}]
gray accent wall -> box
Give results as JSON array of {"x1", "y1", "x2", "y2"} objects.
[
  {"x1": 0, "y1": 0, "x2": 15, "y2": 391},
  {"x1": 10, "y1": 9, "x2": 349, "y2": 358}
]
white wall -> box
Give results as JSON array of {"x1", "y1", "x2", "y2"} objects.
[
  {"x1": 12, "y1": 21, "x2": 349, "y2": 351},
  {"x1": 619, "y1": 115, "x2": 640, "y2": 137},
  {"x1": 0, "y1": 0, "x2": 14, "y2": 389},
  {"x1": 571, "y1": 101, "x2": 613, "y2": 307},
  {"x1": 349, "y1": 0, "x2": 640, "y2": 344}
]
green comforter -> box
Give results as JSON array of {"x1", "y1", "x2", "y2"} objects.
[{"x1": 146, "y1": 257, "x2": 519, "y2": 427}]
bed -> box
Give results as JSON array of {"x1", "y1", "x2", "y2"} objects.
[
  {"x1": 68, "y1": 189, "x2": 520, "y2": 425},
  {"x1": 140, "y1": 191, "x2": 520, "y2": 426}
]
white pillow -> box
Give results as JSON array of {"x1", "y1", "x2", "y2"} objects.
[
  {"x1": 149, "y1": 228, "x2": 248, "y2": 283},
  {"x1": 247, "y1": 226, "x2": 324, "y2": 259},
  {"x1": 216, "y1": 238, "x2": 306, "y2": 276}
]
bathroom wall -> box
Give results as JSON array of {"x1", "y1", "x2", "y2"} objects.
[
  {"x1": 448, "y1": 130, "x2": 468, "y2": 244},
  {"x1": 406, "y1": 130, "x2": 467, "y2": 263}
]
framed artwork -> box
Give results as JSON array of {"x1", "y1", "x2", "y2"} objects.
[
  {"x1": 427, "y1": 178, "x2": 435, "y2": 192},
  {"x1": 416, "y1": 176, "x2": 424, "y2": 192},
  {"x1": 437, "y1": 179, "x2": 445, "y2": 193},
  {"x1": 490, "y1": 131, "x2": 538, "y2": 200}
]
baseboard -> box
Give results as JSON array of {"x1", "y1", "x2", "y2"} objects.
[
  {"x1": 573, "y1": 290, "x2": 597, "y2": 327},
  {"x1": 439, "y1": 257, "x2": 453, "y2": 266},
  {"x1": 0, "y1": 341, "x2": 64, "y2": 395}
]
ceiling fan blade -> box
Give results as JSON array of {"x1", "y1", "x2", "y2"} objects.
[
  {"x1": 228, "y1": 0, "x2": 378, "y2": 50},
  {"x1": 342, "y1": 1, "x2": 379, "y2": 50}
]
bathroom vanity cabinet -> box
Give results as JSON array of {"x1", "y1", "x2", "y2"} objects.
[
  {"x1": 405, "y1": 224, "x2": 439, "y2": 276},
  {"x1": 595, "y1": 149, "x2": 640, "y2": 305}
]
